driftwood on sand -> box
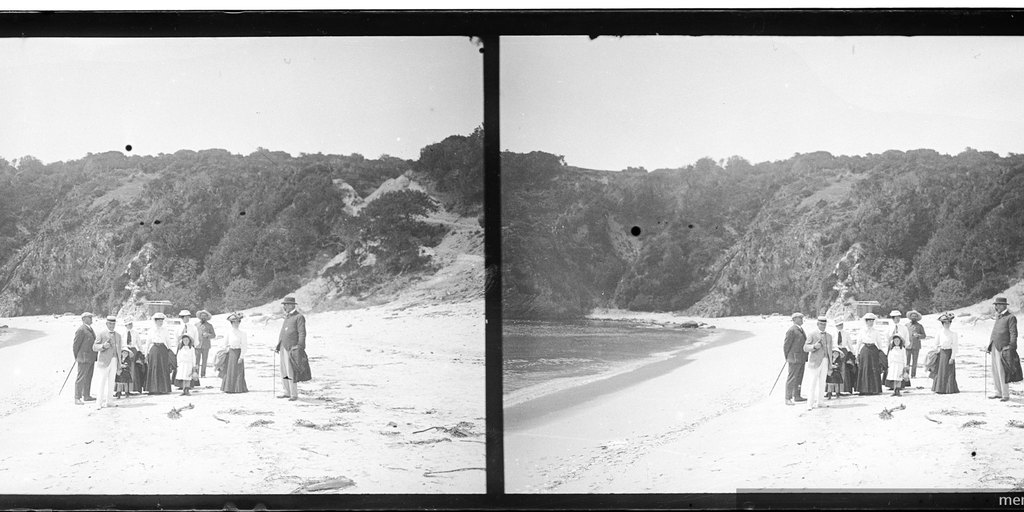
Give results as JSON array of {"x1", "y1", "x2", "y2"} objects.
[
  {"x1": 423, "y1": 467, "x2": 486, "y2": 477},
  {"x1": 167, "y1": 403, "x2": 194, "y2": 419},
  {"x1": 291, "y1": 476, "x2": 356, "y2": 493},
  {"x1": 879, "y1": 403, "x2": 906, "y2": 420},
  {"x1": 412, "y1": 421, "x2": 475, "y2": 437}
]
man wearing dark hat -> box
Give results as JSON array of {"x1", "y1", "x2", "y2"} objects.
[
  {"x1": 72, "y1": 312, "x2": 97, "y2": 405},
  {"x1": 987, "y1": 297, "x2": 1019, "y2": 402},
  {"x1": 783, "y1": 313, "x2": 808, "y2": 406},
  {"x1": 275, "y1": 297, "x2": 307, "y2": 401}
]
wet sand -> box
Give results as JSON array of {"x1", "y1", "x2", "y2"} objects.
[
  {"x1": 0, "y1": 327, "x2": 46, "y2": 350},
  {"x1": 505, "y1": 328, "x2": 751, "y2": 430}
]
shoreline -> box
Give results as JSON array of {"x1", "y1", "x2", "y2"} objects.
[
  {"x1": 0, "y1": 327, "x2": 47, "y2": 350},
  {"x1": 504, "y1": 326, "x2": 751, "y2": 430}
]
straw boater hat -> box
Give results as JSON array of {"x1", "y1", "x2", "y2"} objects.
[
  {"x1": 179, "y1": 310, "x2": 192, "y2": 317},
  {"x1": 105, "y1": 315, "x2": 117, "y2": 323},
  {"x1": 994, "y1": 297, "x2": 1009, "y2": 305},
  {"x1": 890, "y1": 310, "x2": 902, "y2": 317},
  {"x1": 907, "y1": 310, "x2": 922, "y2": 321},
  {"x1": 227, "y1": 312, "x2": 244, "y2": 322},
  {"x1": 124, "y1": 318, "x2": 134, "y2": 325},
  {"x1": 152, "y1": 312, "x2": 166, "y2": 320},
  {"x1": 816, "y1": 315, "x2": 828, "y2": 323},
  {"x1": 834, "y1": 318, "x2": 845, "y2": 326}
]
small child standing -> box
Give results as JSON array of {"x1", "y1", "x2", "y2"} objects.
[
  {"x1": 886, "y1": 335, "x2": 908, "y2": 396},
  {"x1": 825, "y1": 347, "x2": 844, "y2": 399},
  {"x1": 114, "y1": 347, "x2": 132, "y2": 398},
  {"x1": 175, "y1": 334, "x2": 199, "y2": 396}
]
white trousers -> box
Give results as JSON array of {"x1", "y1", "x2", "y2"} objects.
[
  {"x1": 95, "y1": 362, "x2": 117, "y2": 407},
  {"x1": 803, "y1": 361, "x2": 828, "y2": 406}
]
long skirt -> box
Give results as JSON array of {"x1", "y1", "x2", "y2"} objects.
[
  {"x1": 145, "y1": 344, "x2": 173, "y2": 394},
  {"x1": 856, "y1": 345, "x2": 883, "y2": 395},
  {"x1": 221, "y1": 348, "x2": 248, "y2": 393},
  {"x1": 931, "y1": 348, "x2": 959, "y2": 394},
  {"x1": 129, "y1": 358, "x2": 144, "y2": 394},
  {"x1": 839, "y1": 359, "x2": 856, "y2": 393}
]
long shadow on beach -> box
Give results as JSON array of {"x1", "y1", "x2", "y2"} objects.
[{"x1": 505, "y1": 328, "x2": 752, "y2": 431}]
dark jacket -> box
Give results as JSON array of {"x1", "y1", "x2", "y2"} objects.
[
  {"x1": 988, "y1": 310, "x2": 1018, "y2": 352},
  {"x1": 783, "y1": 324, "x2": 808, "y2": 363},
  {"x1": 197, "y1": 321, "x2": 216, "y2": 350},
  {"x1": 276, "y1": 310, "x2": 307, "y2": 352},
  {"x1": 72, "y1": 324, "x2": 97, "y2": 363},
  {"x1": 908, "y1": 321, "x2": 926, "y2": 350}
]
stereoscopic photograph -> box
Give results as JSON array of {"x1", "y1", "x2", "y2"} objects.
[
  {"x1": 501, "y1": 35, "x2": 1024, "y2": 493},
  {"x1": 0, "y1": 36, "x2": 484, "y2": 494}
]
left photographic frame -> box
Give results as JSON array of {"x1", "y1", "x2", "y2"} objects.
[{"x1": 0, "y1": 31, "x2": 485, "y2": 497}]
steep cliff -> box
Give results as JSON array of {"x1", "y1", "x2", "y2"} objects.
[{"x1": 502, "y1": 149, "x2": 1024, "y2": 319}]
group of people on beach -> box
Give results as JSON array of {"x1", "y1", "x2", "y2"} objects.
[
  {"x1": 70, "y1": 296, "x2": 312, "y2": 408},
  {"x1": 782, "y1": 297, "x2": 1020, "y2": 410}
]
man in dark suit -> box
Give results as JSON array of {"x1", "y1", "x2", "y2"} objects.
[
  {"x1": 275, "y1": 296, "x2": 306, "y2": 401},
  {"x1": 783, "y1": 312, "x2": 808, "y2": 406},
  {"x1": 72, "y1": 312, "x2": 97, "y2": 405},
  {"x1": 987, "y1": 297, "x2": 1018, "y2": 401}
]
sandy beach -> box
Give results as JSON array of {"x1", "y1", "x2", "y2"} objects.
[
  {"x1": 0, "y1": 298, "x2": 484, "y2": 494},
  {"x1": 505, "y1": 308, "x2": 1024, "y2": 493}
]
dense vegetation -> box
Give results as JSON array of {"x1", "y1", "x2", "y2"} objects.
[
  {"x1": 503, "y1": 148, "x2": 1024, "y2": 319},
  {"x1": 0, "y1": 128, "x2": 482, "y2": 316}
]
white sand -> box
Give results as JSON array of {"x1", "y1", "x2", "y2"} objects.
[
  {"x1": 0, "y1": 299, "x2": 484, "y2": 494},
  {"x1": 506, "y1": 311, "x2": 1024, "y2": 493}
]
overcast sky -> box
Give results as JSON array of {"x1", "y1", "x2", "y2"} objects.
[
  {"x1": 502, "y1": 36, "x2": 1024, "y2": 171},
  {"x1": 0, "y1": 37, "x2": 482, "y2": 164}
]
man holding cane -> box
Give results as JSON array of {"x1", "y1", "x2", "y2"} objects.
[
  {"x1": 72, "y1": 312, "x2": 97, "y2": 405},
  {"x1": 783, "y1": 312, "x2": 808, "y2": 406}
]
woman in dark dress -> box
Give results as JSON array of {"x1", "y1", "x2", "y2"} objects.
[
  {"x1": 856, "y1": 314, "x2": 885, "y2": 395},
  {"x1": 144, "y1": 313, "x2": 174, "y2": 394},
  {"x1": 220, "y1": 312, "x2": 249, "y2": 393},
  {"x1": 932, "y1": 312, "x2": 960, "y2": 394},
  {"x1": 835, "y1": 320, "x2": 857, "y2": 395}
]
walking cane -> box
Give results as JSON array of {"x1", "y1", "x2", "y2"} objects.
[
  {"x1": 769, "y1": 362, "x2": 787, "y2": 397},
  {"x1": 58, "y1": 360, "x2": 77, "y2": 396}
]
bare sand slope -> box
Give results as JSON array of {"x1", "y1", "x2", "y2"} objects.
[
  {"x1": 0, "y1": 299, "x2": 484, "y2": 494},
  {"x1": 506, "y1": 312, "x2": 1024, "y2": 493}
]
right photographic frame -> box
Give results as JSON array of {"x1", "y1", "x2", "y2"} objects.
[{"x1": 500, "y1": 35, "x2": 1024, "y2": 494}]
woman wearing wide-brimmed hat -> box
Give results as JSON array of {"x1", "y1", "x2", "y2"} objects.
[
  {"x1": 855, "y1": 313, "x2": 885, "y2": 395},
  {"x1": 220, "y1": 312, "x2": 249, "y2": 393},
  {"x1": 144, "y1": 313, "x2": 174, "y2": 394},
  {"x1": 931, "y1": 312, "x2": 960, "y2": 394}
]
